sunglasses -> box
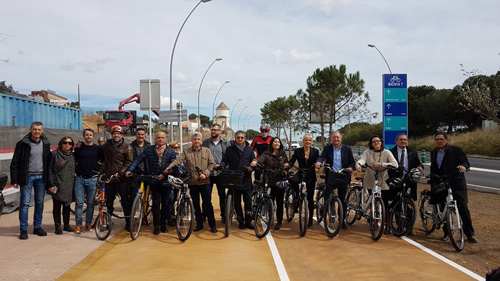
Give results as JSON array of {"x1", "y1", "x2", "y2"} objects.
[
  {"x1": 62, "y1": 141, "x2": 73, "y2": 145},
  {"x1": 236, "y1": 136, "x2": 245, "y2": 139},
  {"x1": 173, "y1": 146, "x2": 180, "y2": 149}
]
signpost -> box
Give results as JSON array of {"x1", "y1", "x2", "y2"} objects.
[
  {"x1": 159, "y1": 108, "x2": 188, "y2": 150},
  {"x1": 383, "y1": 74, "x2": 407, "y2": 150}
]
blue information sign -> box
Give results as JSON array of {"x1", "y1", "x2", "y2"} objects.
[{"x1": 383, "y1": 74, "x2": 408, "y2": 150}]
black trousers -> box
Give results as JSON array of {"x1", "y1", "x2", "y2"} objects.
[
  {"x1": 52, "y1": 198, "x2": 70, "y2": 227},
  {"x1": 190, "y1": 184, "x2": 216, "y2": 227},
  {"x1": 106, "y1": 181, "x2": 131, "y2": 223},
  {"x1": 291, "y1": 181, "x2": 316, "y2": 218},
  {"x1": 151, "y1": 183, "x2": 171, "y2": 227},
  {"x1": 232, "y1": 189, "x2": 252, "y2": 225},
  {"x1": 210, "y1": 175, "x2": 226, "y2": 218},
  {"x1": 271, "y1": 187, "x2": 285, "y2": 224}
]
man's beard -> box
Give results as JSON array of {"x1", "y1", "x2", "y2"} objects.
[{"x1": 211, "y1": 134, "x2": 219, "y2": 139}]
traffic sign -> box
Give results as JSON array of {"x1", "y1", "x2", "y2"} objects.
[
  {"x1": 140, "y1": 79, "x2": 161, "y2": 111},
  {"x1": 383, "y1": 74, "x2": 407, "y2": 150},
  {"x1": 158, "y1": 109, "x2": 188, "y2": 123}
]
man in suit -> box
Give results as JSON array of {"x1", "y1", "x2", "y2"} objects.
[
  {"x1": 315, "y1": 131, "x2": 355, "y2": 229},
  {"x1": 431, "y1": 132, "x2": 477, "y2": 243}
]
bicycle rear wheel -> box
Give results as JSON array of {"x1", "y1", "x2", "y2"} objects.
[
  {"x1": 447, "y1": 206, "x2": 464, "y2": 252},
  {"x1": 345, "y1": 189, "x2": 360, "y2": 225},
  {"x1": 419, "y1": 195, "x2": 436, "y2": 233},
  {"x1": 390, "y1": 197, "x2": 416, "y2": 237},
  {"x1": 144, "y1": 190, "x2": 153, "y2": 226},
  {"x1": 298, "y1": 196, "x2": 308, "y2": 237},
  {"x1": 95, "y1": 211, "x2": 112, "y2": 240},
  {"x1": 176, "y1": 197, "x2": 194, "y2": 242},
  {"x1": 225, "y1": 193, "x2": 234, "y2": 237},
  {"x1": 369, "y1": 197, "x2": 385, "y2": 241},
  {"x1": 325, "y1": 196, "x2": 343, "y2": 238},
  {"x1": 285, "y1": 188, "x2": 295, "y2": 222},
  {"x1": 254, "y1": 198, "x2": 274, "y2": 238},
  {"x1": 316, "y1": 192, "x2": 324, "y2": 223},
  {"x1": 130, "y1": 195, "x2": 144, "y2": 240}
]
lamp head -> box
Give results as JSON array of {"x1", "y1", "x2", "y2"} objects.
[
  {"x1": 368, "y1": 44, "x2": 375, "y2": 48},
  {"x1": 225, "y1": 81, "x2": 230, "y2": 83},
  {"x1": 216, "y1": 58, "x2": 222, "y2": 61},
  {"x1": 201, "y1": 0, "x2": 212, "y2": 3}
]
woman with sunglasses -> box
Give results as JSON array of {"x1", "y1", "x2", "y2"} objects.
[
  {"x1": 47, "y1": 137, "x2": 76, "y2": 234},
  {"x1": 166, "y1": 141, "x2": 183, "y2": 226}
]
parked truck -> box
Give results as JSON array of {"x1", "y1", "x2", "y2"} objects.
[{"x1": 103, "y1": 93, "x2": 155, "y2": 135}]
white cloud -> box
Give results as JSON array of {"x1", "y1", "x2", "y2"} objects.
[
  {"x1": 273, "y1": 49, "x2": 322, "y2": 64},
  {"x1": 173, "y1": 72, "x2": 190, "y2": 83},
  {"x1": 61, "y1": 58, "x2": 113, "y2": 73}
]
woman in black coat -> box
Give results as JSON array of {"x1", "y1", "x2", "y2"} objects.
[{"x1": 285, "y1": 134, "x2": 319, "y2": 228}]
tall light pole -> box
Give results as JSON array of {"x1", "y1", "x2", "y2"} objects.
[
  {"x1": 367, "y1": 44, "x2": 392, "y2": 74},
  {"x1": 197, "y1": 58, "x2": 222, "y2": 130},
  {"x1": 169, "y1": 0, "x2": 212, "y2": 141},
  {"x1": 237, "y1": 106, "x2": 248, "y2": 131},
  {"x1": 230, "y1": 98, "x2": 242, "y2": 129},
  {"x1": 243, "y1": 113, "x2": 253, "y2": 131},
  {"x1": 212, "y1": 81, "x2": 230, "y2": 121}
]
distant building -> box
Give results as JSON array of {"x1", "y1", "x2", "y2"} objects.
[
  {"x1": 31, "y1": 90, "x2": 68, "y2": 106},
  {"x1": 213, "y1": 102, "x2": 230, "y2": 130}
]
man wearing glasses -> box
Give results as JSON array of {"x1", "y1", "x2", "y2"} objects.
[
  {"x1": 202, "y1": 124, "x2": 230, "y2": 222},
  {"x1": 74, "y1": 128, "x2": 102, "y2": 233}
]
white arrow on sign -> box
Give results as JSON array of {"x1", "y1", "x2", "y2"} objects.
[
  {"x1": 386, "y1": 89, "x2": 391, "y2": 95},
  {"x1": 386, "y1": 118, "x2": 391, "y2": 123},
  {"x1": 386, "y1": 104, "x2": 391, "y2": 109}
]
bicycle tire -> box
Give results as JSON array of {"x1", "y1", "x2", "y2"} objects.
[
  {"x1": 130, "y1": 195, "x2": 144, "y2": 240},
  {"x1": 95, "y1": 211, "x2": 112, "y2": 240},
  {"x1": 345, "y1": 189, "x2": 360, "y2": 225},
  {"x1": 369, "y1": 197, "x2": 385, "y2": 241},
  {"x1": 324, "y1": 196, "x2": 343, "y2": 238},
  {"x1": 285, "y1": 188, "x2": 295, "y2": 222},
  {"x1": 316, "y1": 192, "x2": 324, "y2": 224},
  {"x1": 298, "y1": 196, "x2": 308, "y2": 237},
  {"x1": 225, "y1": 193, "x2": 233, "y2": 237},
  {"x1": 254, "y1": 198, "x2": 274, "y2": 238},
  {"x1": 144, "y1": 191, "x2": 153, "y2": 226},
  {"x1": 390, "y1": 197, "x2": 416, "y2": 237},
  {"x1": 419, "y1": 195, "x2": 436, "y2": 233},
  {"x1": 447, "y1": 206, "x2": 464, "y2": 252},
  {"x1": 69, "y1": 201, "x2": 87, "y2": 215},
  {"x1": 176, "y1": 197, "x2": 194, "y2": 242}
]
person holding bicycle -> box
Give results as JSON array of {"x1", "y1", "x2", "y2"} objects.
[
  {"x1": 253, "y1": 137, "x2": 288, "y2": 230},
  {"x1": 166, "y1": 141, "x2": 184, "y2": 226},
  {"x1": 128, "y1": 128, "x2": 151, "y2": 203},
  {"x1": 315, "y1": 131, "x2": 355, "y2": 230},
  {"x1": 288, "y1": 133, "x2": 319, "y2": 228},
  {"x1": 430, "y1": 132, "x2": 477, "y2": 243},
  {"x1": 126, "y1": 131, "x2": 176, "y2": 235},
  {"x1": 355, "y1": 135, "x2": 398, "y2": 235},
  {"x1": 218, "y1": 130, "x2": 255, "y2": 229}
]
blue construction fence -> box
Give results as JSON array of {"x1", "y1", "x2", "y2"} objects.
[{"x1": 0, "y1": 93, "x2": 82, "y2": 130}]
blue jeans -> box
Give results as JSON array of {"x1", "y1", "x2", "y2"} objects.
[
  {"x1": 19, "y1": 174, "x2": 46, "y2": 231},
  {"x1": 74, "y1": 177, "x2": 97, "y2": 226}
]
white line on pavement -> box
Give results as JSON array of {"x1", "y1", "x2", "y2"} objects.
[
  {"x1": 266, "y1": 232, "x2": 290, "y2": 281},
  {"x1": 422, "y1": 163, "x2": 500, "y2": 174}
]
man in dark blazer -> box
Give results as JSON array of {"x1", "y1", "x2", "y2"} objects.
[
  {"x1": 431, "y1": 132, "x2": 477, "y2": 243},
  {"x1": 315, "y1": 131, "x2": 355, "y2": 229}
]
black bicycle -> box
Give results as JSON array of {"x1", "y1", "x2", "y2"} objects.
[
  {"x1": 320, "y1": 165, "x2": 347, "y2": 238},
  {"x1": 287, "y1": 166, "x2": 315, "y2": 237},
  {"x1": 168, "y1": 170, "x2": 196, "y2": 242},
  {"x1": 217, "y1": 169, "x2": 247, "y2": 237},
  {"x1": 251, "y1": 165, "x2": 281, "y2": 238},
  {"x1": 0, "y1": 174, "x2": 7, "y2": 218}
]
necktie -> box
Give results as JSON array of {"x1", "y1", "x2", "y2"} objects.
[{"x1": 399, "y1": 149, "x2": 405, "y2": 177}]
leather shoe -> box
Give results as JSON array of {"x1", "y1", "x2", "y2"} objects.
[
  {"x1": 407, "y1": 231, "x2": 414, "y2": 236},
  {"x1": 210, "y1": 226, "x2": 218, "y2": 233},
  {"x1": 239, "y1": 222, "x2": 245, "y2": 229},
  {"x1": 245, "y1": 224, "x2": 254, "y2": 230},
  {"x1": 153, "y1": 227, "x2": 160, "y2": 235},
  {"x1": 341, "y1": 222, "x2": 348, "y2": 230},
  {"x1": 33, "y1": 228, "x2": 47, "y2": 236},
  {"x1": 308, "y1": 219, "x2": 313, "y2": 228},
  {"x1": 55, "y1": 226, "x2": 63, "y2": 235},
  {"x1": 160, "y1": 225, "x2": 168, "y2": 233},
  {"x1": 194, "y1": 225, "x2": 204, "y2": 232},
  {"x1": 19, "y1": 230, "x2": 28, "y2": 240},
  {"x1": 442, "y1": 235, "x2": 450, "y2": 241},
  {"x1": 467, "y1": 236, "x2": 478, "y2": 243},
  {"x1": 274, "y1": 223, "x2": 281, "y2": 231},
  {"x1": 63, "y1": 225, "x2": 74, "y2": 232}
]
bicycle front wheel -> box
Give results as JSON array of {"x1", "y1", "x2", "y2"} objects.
[
  {"x1": 95, "y1": 211, "x2": 112, "y2": 240},
  {"x1": 390, "y1": 198, "x2": 416, "y2": 237},
  {"x1": 285, "y1": 188, "x2": 295, "y2": 222},
  {"x1": 419, "y1": 195, "x2": 436, "y2": 233},
  {"x1": 369, "y1": 197, "x2": 385, "y2": 241},
  {"x1": 225, "y1": 193, "x2": 234, "y2": 238},
  {"x1": 345, "y1": 189, "x2": 360, "y2": 225},
  {"x1": 143, "y1": 190, "x2": 153, "y2": 226},
  {"x1": 176, "y1": 197, "x2": 194, "y2": 242},
  {"x1": 447, "y1": 206, "x2": 464, "y2": 252},
  {"x1": 325, "y1": 196, "x2": 343, "y2": 238},
  {"x1": 316, "y1": 192, "x2": 324, "y2": 224},
  {"x1": 130, "y1": 195, "x2": 144, "y2": 240},
  {"x1": 254, "y1": 198, "x2": 274, "y2": 238},
  {"x1": 298, "y1": 196, "x2": 308, "y2": 237}
]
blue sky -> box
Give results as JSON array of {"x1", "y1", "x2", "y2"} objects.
[{"x1": 1, "y1": 0, "x2": 499, "y2": 133}]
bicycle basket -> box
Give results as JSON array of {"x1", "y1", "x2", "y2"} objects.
[
  {"x1": 326, "y1": 170, "x2": 350, "y2": 188},
  {"x1": 219, "y1": 170, "x2": 246, "y2": 190},
  {"x1": 431, "y1": 182, "x2": 447, "y2": 195},
  {"x1": 386, "y1": 177, "x2": 403, "y2": 191}
]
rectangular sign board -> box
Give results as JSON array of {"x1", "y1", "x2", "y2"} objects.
[
  {"x1": 158, "y1": 109, "x2": 188, "y2": 123},
  {"x1": 140, "y1": 79, "x2": 161, "y2": 111},
  {"x1": 383, "y1": 74, "x2": 407, "y2": 150}
]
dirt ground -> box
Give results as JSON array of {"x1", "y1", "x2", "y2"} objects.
[{"x1": 409, "y1": 183, "x2": 500, "y2": 277}]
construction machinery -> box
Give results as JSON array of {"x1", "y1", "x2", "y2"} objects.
[{"x1": 103, "y1": 94, "x2": 158, "y2": 135}]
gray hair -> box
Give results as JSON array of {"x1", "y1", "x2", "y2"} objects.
[
  {"x1": 331, "y1": 131, "x2": 343, "y2": 137},
  {"x1": 192, "y1": 132, "x2": 202, "y2": 139}
]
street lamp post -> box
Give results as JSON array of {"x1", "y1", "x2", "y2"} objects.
[
  {"x1": 169, "y1": 0, "x2": 212, "y2": 141},
  {"x1": 212, "y1": 81, "x2": 230, "y2": 121},
  {"x1": 243, "y1": 113, "x2": 253, "y2": 131},
  {"x1": 367, "y1": 44, "x2": 392, "y2": 74},
  {"x1": 237, "y1": 106, "x2": 248, "y2": 131},
  {"x1": 230, "y1": 98, "x2": 242, "y2": 129},
  {"x1": 197, "y1": 58, "x2": 222, "y2": 130}
]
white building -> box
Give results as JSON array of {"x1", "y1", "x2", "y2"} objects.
[{"x1": 213, "y1": 102, "x2": 230, "y2": 130}]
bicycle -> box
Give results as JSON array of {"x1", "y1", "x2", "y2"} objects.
[
  {"x1": 167, "y1": 170, "x2": 196, "y2": 242},
  {"x1": 217, "y1": 169, "x2": 246, "y2": 237},
  {"x1": 0, "y1": 174, "x2": 7, "y2": 218},
  {"x1": 387, "y1": 167, "x2": 422, "y2": 237},
  {"x1": 419, "y1": 173, "x2": 465, "y2": 252},
  {"x1": 93, "y1": 174, "x2": 117, "y2": 240},
  {"x1": 345, "y1": 164, "x2": 396, "y2": 241},
  {"x1": 128, "y1": 174, "x2": 158, "y2": 240},
  {"x1": 286, "y1": 166, "x2": 315, "y2": 237},
  {"x1": 319, "y1": 165, "x2": 348, "y2": 238},
  {"x1": 251, "y1": 165, "x2": 279, "y2": 238}
]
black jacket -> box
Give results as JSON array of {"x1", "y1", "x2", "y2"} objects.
[
  {"x1": 288, "y1": 147, "x2": 319, "y2": 184},
  {"x1": 130, "y1": 139, "x2": 151, "y2": 173},
  {"x1": 220, "y1": 143, "x2": 255, "y2": 190},
  {"x1": 10, "y1": 133, "x2": 52, "y2": 186},
  {"x1": 389, "y1": 146, "x2": 424, "y2": 175}
]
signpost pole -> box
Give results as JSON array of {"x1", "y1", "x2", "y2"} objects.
[
  {"x1": 178, "y1": 102, "x2": 183, "y2": 152},
  {"x1": 148, "y1": 78, "x2": 153, "y2": 144}
]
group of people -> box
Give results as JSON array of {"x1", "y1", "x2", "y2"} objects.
[{"x1": 10, "y1": 121, "x2": 477, "y2": 244}]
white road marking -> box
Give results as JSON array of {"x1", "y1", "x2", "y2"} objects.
[
  {"x1": 422, "y1": 163, "x2": 500, "y2": 174},
  {"x1": 266, "y1": 232, "x2": 290, "y2": 281}
]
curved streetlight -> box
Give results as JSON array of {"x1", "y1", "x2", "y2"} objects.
[
  {"x1": 230, "y1": 98, "x2": 242, "y2": 129},
  {"x1": 197, "y1": 58, "x2": 222, "y2": 130},
  {"x1": 367, "y1": 44, "x2": 392, "y2": 74},
  {"x1": 237, "y1": 106, "x2": 248, "y2": 131},
  {"x1": 244, "y1": 114, "x2": 254, "y2": 131},
  {"x1": 169, "y1": 0, "x2": 212, "y2": 141},
  {"x1": 212, "y1": 81, "x2": 230, "y2": 120}
]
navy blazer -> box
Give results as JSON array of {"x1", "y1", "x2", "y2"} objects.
[{"x1": 317, "y1": 144, "x2": 356, "y2": 170}]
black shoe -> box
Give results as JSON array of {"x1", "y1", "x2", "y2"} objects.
[
  {"x1": 194, "y1": 225, "x2": 203, "y2": 232},
  {"x1": 245, "y1": 224, "x2": 254, "y2": 230},
  {"x1": 221, "y1": 217, "x2": 226, "y2": 224},
  {"x1": 153, "y1": 227, "x2": 160, "y2": 235},
  {"x1": 407, "y1": 231, "x2": 414, "y2": 236},
  {"x1": 160, "y1": 225, "x2": 168, "y2": 233},
  {"x1": 167, "y1": 219, "x2": 176, "y2": 227},
  {"x1": 63, "y1": 225, "x2": 74, "y2": 232},
  {"x1": 467, "y1": 236, "x2": 478, "y2": 243},
  {"x1": 125, "y1": 223, "x2": 131, "y2": 233},
  {"x1": 308, "y1": 219, "x2": 313, "y2": 228},
  {"x1": 19, "y1": 230, "x2": 28, "y2": 240},
  {"x1": 55, "y1": 226, "x2": 63, "y2": 235},
  {"x1": 341, "y1": 222, "x2": 348, "y2": 230},
  {"x1": 239, "y1": 221, "x2": 245, "y2": 229},
  {"x1": 210, "y1": 226, "x2": 218, "y2": 233},
  {"x1": 442, "y1": 235, "x2": 449, "y2": 241},
  {"x1": 274, "y1": 223, "x2": 281, "y2": 231},
  {"x1": 33, "y1": 228, "x2": 47, "y2": 236}
]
